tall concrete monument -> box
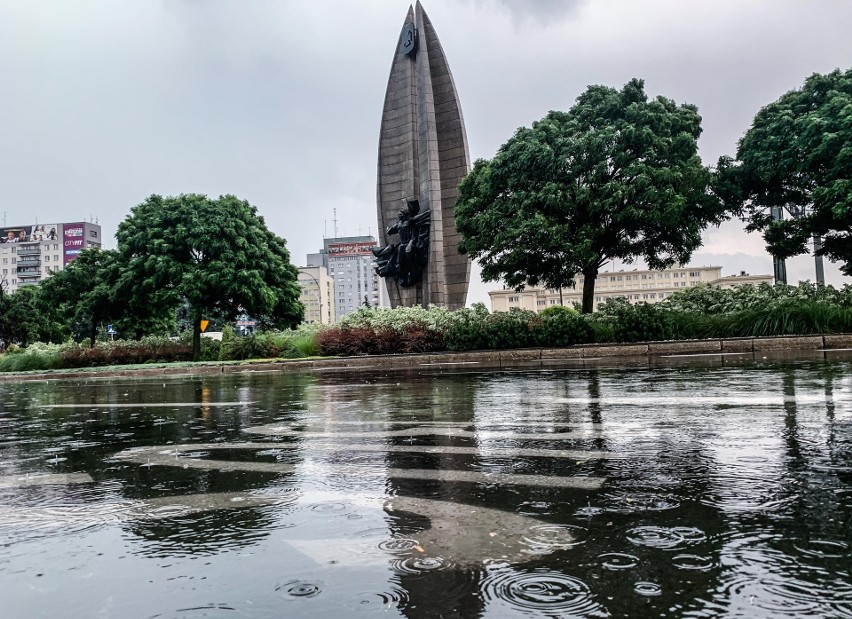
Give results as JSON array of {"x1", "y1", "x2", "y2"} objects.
[{"x1": 373, "y1": 2, "x2": 471, "y2": 310}]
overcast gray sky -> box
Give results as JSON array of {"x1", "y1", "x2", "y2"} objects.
[{"x1": 2, "y1": 0, "x2": 850, "y2": 304}]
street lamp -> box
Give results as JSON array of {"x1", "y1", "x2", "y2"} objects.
[{"x1": 299, "y1": 270, "x2": 325, "y2": 324}]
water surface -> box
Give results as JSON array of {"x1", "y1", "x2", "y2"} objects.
[{"x1": 1, "y1": 357, "x2": 850, "y2": 617}]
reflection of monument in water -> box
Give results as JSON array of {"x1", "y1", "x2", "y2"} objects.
[{"x1": 373, "y1": 2, "x2": 471, "y2": 309}]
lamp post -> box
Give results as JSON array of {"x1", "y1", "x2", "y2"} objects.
[{"x1": 299, "y1": 270, "x2": 325, "y2": 324}]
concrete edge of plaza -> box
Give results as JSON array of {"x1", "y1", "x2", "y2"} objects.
[{"x1": 2, "y1": 334, "x2": 851, "y2": 383}]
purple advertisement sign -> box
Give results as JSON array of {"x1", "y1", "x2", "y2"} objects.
[{"x1": 63, "y1": 223, "x2": 85, "y2": 265}]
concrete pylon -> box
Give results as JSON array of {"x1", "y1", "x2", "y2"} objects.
[{"x1": 376, "y1": 2, "x2": 471, "y2": 309}]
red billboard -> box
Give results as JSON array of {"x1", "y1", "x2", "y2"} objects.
[{"x1": 327, "y1": 241, "x2": 375, "y2": 256}]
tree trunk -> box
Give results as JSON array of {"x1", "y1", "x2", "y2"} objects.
[
  {"x1": 192, "y1": 307, "x2": 202, "y2": 362},
  {"x1": 581, "y1": 270, "x2": 597, "y2": 314},
  {"x1": 89, "y1": 313, "x2": 98, "y2": 348}
]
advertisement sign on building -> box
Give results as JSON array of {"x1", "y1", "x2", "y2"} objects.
[
  {"x1": 327, "y1": 241, "x2": 376, "y2": 256},
  {"x1": 30, "y1": 224, "x2": 59, "y2": 242},
  {"x1": 1, "y1": 227, "x2": 31, "y2": 243},
  {"x1": 63, "y1": 223, "x2": 85, "y2": 265}
]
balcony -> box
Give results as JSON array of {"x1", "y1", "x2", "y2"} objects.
[{"x1": 17, "y1": 245, "x2": 41, "y2": 257}]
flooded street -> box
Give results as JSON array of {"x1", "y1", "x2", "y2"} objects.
[{"x1": 1, "y1": 357, "x2": 850, "y2": 618}]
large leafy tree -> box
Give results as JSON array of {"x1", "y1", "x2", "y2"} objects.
[
  {"x1": 38, "y1": 247, "x2": 121, "y2": 346},
  {"x1": 116, "y1": 194, "x2": 303, "y2": 359},
  {"x1": 0, "y1": 284, "x2": 65, "y2": 349},
  {"x1": 723, "y1": 68, "x2": 852, "y2": 275},
  {"x1": 456, "y1": 78, "x2": 727, "y2": 313}
]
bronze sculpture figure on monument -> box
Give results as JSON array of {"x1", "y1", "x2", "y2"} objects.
[
  {"x1": 372, "y1": 199, "x2": 431, "y2": 288},
  {"x1": 373, "y1": 2, "x2": 471, "y2": 309}
]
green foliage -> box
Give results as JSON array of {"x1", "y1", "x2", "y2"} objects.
[
  {"x1": 0, "y1": 286, "x2": 66, "y2": 350},
  {"x1": 216, "y1": 326, "x2": 320, "y2": 361},
  {"x1": 538, "y1": 305, "x2": 578, "y2": 318},
  {"x1": 597, "y1": 298, "x2": 673, "y2": 343},
  {"x1": 0, "y1": 343, "x2": 63, "y2": 372},
  {"x1": 199, "y1": 337, "x2": 221, "y2": 362},
  {"x1": 339, "y1": 305, "x2": 457, "y2": 333},
  {"x1": 456, "y1": 78, "x2": 728, "y2": 313},
  {"x1": 726, "y1": 68, "x2": 852, "y2": 275},
  {"x1": 115, "y1": 193, "x2": 303, "y2": 359},
  {"x1": 532, "y1": 310, "x2": 595, "y2": 347},
  {"x1": 38, "y1": 247, "x2": 120, "y2": 346},
  {"x1": 729, "y1": 301, "x2": 852, "y2": 337}
]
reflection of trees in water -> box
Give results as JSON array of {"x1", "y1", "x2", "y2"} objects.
[
  {"x1": 779, "y1": 363, "x2": 849, "y2": 544},
  {"x1": 125, "y1": 504, "x2": 277, "y2": 558}
]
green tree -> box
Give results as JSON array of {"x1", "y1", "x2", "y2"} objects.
[
  {"x1": 38, "y1": 247, "x2": 120, "y2": 346},
  {"x1": 455, "y1": 78, "x2": 727, "y2": 313},
  {"x1": 116, "y1": 194, "x2": 303, "y2": 360},
  {"x1": 724, "y1": 68, "x2": 852, "y2": 275},
  {"x1": 0, "y1": 284, "x2": 65, "y2": 349}
]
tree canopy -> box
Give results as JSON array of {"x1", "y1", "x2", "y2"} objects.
[
  {"x1": 722, "y1": 68, "x2": 852, "y2": 275},
  {"x1": 38, "y1": 247, "x2": 120, "y2": 346},
  {"x1": 116, "y1": 194, "x2": 303, "y2": 359},
  {"x1": 0, "y1": 284, "x2": 65, "y2": 350},
  {"x1": 455, "y1": 78, "x2": 726, "y2": 312}
]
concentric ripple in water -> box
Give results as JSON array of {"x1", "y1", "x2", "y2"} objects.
[
  {"x1": 599, "y1": 552, "x2": 639, "y2": 570},
  {"x1": 634, "y1": 581, "x2": 662, "y2": 597},
  {"x1": 480, "y1": 568, "x2": 606, "y2": 616},
  {"x1": 520, "y1": 523, "x2": 586, "y2": 555},
  {"x1": 275, "y1": 580, "x2": 324, "y2": 600},
  {"x1": 390, "y1": 555, "x2": 453, "y2": 575},
  {"x1": 626, "y1": 525, "x2": 707, "y2": 549}
]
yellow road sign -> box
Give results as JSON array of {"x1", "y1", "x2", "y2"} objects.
[{"x1": 200, "y1": 319, "x2": 209, "y2": 333}]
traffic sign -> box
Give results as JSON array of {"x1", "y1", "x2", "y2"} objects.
[{"x1": 200, "y1": 320, "x2": 209, "y2": 333}]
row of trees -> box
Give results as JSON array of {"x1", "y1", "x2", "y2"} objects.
[
  {"x1": 456, "y1": 69, "x2": 851, "y2": 312},
  {"x1": 1, "y1": 194, "x2": 303, "y2": 360}
]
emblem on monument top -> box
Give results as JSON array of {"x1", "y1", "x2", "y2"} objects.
[{"x1": 400, "y1": 23, "x2": 418, "y2": 57}]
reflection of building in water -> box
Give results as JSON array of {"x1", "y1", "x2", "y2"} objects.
[
  {"x1": 489, "y1": 265, "x2": 774, "y2": 312},
  {"x1": 1, "y1": 221, "x2": 101, "y2": 293}
]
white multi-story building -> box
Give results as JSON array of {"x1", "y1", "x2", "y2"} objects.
[
  {"x1": 489, "y1": 266, "x2": 774, "y2": 313},
  {"x1": 1, "y1": 221, "x2": 102, "y2": 293},
  {"x1": 306, "y1": 236, "x2": 388, "y2": 321}
]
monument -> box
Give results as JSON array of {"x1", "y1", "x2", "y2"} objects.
[{"x1": 373, "y1": 2, "x2": 471, "y2": 310}]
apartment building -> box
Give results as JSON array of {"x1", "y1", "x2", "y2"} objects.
[
  {"x1": 297, "y1": 266, "x2": 335, "y2": 324},
  {"x1": 1, "y1": 221, "x2": 102, "y2": 293},
  {"x1": 489, "y1": 266, "x2": 774, "y2": 313},
  {"x1": 306, "y1": 236, "x2": 388, "y2": 320}
]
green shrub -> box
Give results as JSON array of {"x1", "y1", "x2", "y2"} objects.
[
  {"x1": 532, "y1": 311, "x2": 594, "y2": 347},
  {"x1": 730, "y1": 299, "x2": 852, "y2": 337},
  {"x1": 199, "y1": 337, "x2": 221, "y2": 362},
  {"x1": 444, "y1": 307, "x2": 489, "y2": 351},
  {"x1": 0, "y1": 343, "x2": 63, "y2": 372},
  {"x1": 598, "y1": 299, "x2": 672, "y2": 343}
]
